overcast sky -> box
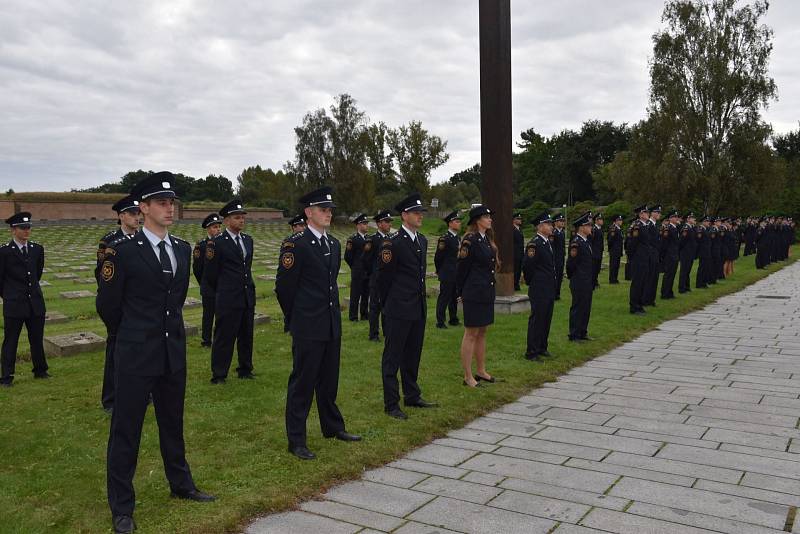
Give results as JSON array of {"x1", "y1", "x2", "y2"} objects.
[{"x1": 1, "y1": 1, "x2": 798, "y2": 192}]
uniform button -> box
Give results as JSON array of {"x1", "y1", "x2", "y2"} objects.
[
  {"x1": 491, "y1": 282, "x2": 494, "y2": 286},
  {"x1": 165, "y1": 332, "x2": 169, "y2": 337},
  {"x1": 329, "y1": 302, "x2": 333, "y2": 306},
  {"x1": 329, "y1": 286, "x2": 333, "y2": 290},
  {"x1": 27, "y1": 272, "x2": 30, "y2": 275},
  {"x1": 166, "y1": 311, "x2": 170, "y2": 316}
]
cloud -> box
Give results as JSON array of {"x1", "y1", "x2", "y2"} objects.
[{"x1": 0, "y1": 0, "x2": 796, "y2": 192}]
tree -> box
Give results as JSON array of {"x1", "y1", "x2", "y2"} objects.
[
  {"x1": 448, "y1": 164, "x2": 482, "y2": 188},
  {"x1": 287, "y1": 94, "x2": 373, "y2": 213},
  {"x1": 193, "y1": 174, "x2": 233, "y2": 202},
  {"x1": 645, "y1": 0, "x2": 777, "y2": 213},
  {"x1": 364, "y1": 122, "x2": 398, "y2": 194},
  {"x1": 387, "y1": 120, "x2": 449, "y2": 195}
]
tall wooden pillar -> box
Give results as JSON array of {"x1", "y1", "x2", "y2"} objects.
[{"x1": 479, "y1": 0, "x2": 514, "y2": 296}]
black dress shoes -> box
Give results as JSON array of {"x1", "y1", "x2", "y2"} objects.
[
  {"x1": 385, "y1": 407, "x2": 408, "y2": 420},
  {"x1": 289, "y1": 445, "x2": 316, "y2": 460},
  {"x1": 368, "y1": 336, "x2": 380, "y2": 342},
  {"x1": 200, "y1": 341, "x2": 212, "y2": 347},
  {"x1": 435, "y1": 323, "x2": 447, "y2": 329},
  {"x1": 170, "y1": 488, "x2": 216, "y2": 502},
  {"x1": 524, "y1": 353, "x2": 542, "y2": 361},
  {"x1": 112, "y1": 515, "x2": 136, "y2": 533},
  {"x1": 0, "y1": 381, "x2": 12, "y2": 388},
  {"x1": 405, "y1": 398, "x2": 438, "y2": 408},
  {"x1": 34, "y1": 372, "x2": 51, "y2": 379},
  {"x1": 332, "y1": 430, "x2": 362, "y2": 441},
  {"x1": 474, "y1": 374, "x2": 496, "y2": 383},
  {"x1": 448, "y1": 320, "x2": 460, "y2": 326},
  {"x1": 237, "y1": 373, "x2": 255, "y2": 380},
  {"x1": 210, "y1": 377, "x2": 226, "y2": 385},
  {"x1": 540, "y1": 351, "x2": 553, "y2": 358}
]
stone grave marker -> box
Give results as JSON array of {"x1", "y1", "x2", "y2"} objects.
[
  {"x1": 44, "y1": 332, "x2": 105, "y2": 357},
  {"x1": 73, "y1": 278, "x2": 96, "y2": 285},
  {"x1": 254, "y1": 313, "x2": 271, "y2": 325},
  {"x1": 183, "y1": 297, "x2": 201, "y2": 309},
  {"x1": 60, "y1": 290, "x2": 95, "y2": 299},
  {"x1": 54, "y1": 273, "x2": 78, "y2": 280},
  {"x1": 45, "y1": 312, "x2": 69, "y2": 324},
  {"x1": 183, "y1": 323, "x2": 198, "y2": 336}
]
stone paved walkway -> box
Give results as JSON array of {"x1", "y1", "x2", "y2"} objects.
[{"x1": 246, "y1": 263, "x2": 800, "y2": 534}]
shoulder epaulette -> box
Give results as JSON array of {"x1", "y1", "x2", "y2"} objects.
[
  {"x1": 172, "y1": 235, "x2": 190, "y2": 245},
  {"x1": 388, "y1": 232, "x2": 400, "y2": 240},
  {"x1": 108, "y1": 236, "x2": 134, "y2": 249}
]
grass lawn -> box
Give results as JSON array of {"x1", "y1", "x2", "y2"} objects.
[{"x1": 0, "y1": 220, "x2": 795, "y2": 534}]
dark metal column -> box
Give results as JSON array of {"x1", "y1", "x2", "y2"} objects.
[{"x1": 479, "y1": 0, "x2": 514, "y2": 296}]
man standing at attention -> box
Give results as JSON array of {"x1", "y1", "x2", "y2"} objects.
[
  {"x1": 344, "y1": 214, "x2": 370, "y2": 322},
  {"x1": 204, "y1": 199, "x2": 256, "y2": 383},
  {"x1": 566, "y1": 212, "x2": 595, "y2": 341},
  {"x1": 276, "y1": 187, "x2": 361, "y2": 460},
  {"x1": 606, "y1": 215, "x2": 623, "y2": 284},
  {"x1": 512, "y1": 213, "x2": 524, "y2": 291},
  {"x1": 192, "y1": 213, "x2": 222, "y2": 348},
  {"x1": 97, "y1": 173, "x2": 215, "y2": 534},
  {"x1": 434, "y1": 210, "x2": 461, "y2": 329},
  {"x1": 378, "y1": 193, "x2": 438, "y2": 420},
  {"x1": 0, "y1": 212, "x2": 48, "y2": 387},
  {"x1": 523, "y1": 212, "x2": 556, "y2": 361},
  {"x1": 363, "y1": 210, "x2": 393, "y2": 342},
  {"x1": 551, "y1": 213, "x2": 566, "y2": 300},
  {"x1": 590, "y1": 213, "x2": 604, "y2": 290}
]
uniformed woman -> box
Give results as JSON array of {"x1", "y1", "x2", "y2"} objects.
[{"x1": 456, "y1": 205, "x2": 498, "y2": 388}]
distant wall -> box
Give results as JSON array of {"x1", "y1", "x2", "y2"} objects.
[
  {"x1": 15, "y1": 201, "x2": 119, "y2": 221},
  {"x1": 182, "y1": 207, "x2": 283, "y2": 221}
]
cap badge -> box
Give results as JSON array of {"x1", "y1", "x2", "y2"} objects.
[{"x1": 162, "y1": 181, "x2": 171, "y2": 188}]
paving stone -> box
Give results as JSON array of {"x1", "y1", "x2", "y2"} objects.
[
  {"x1": 614, "y1": 428, "x2": 720, "y2": 449},
  {"x1": 496, "y1": 402, "x2": 551, "y2": 418},
  {"x1": 489, "y1": 489, "x2": 591, "y2": 523},
  {"x1": 323, "y1": 481, "x2": 433, "y2": 517},
  {"x1": 492, "y1": 446, "x2": 569, "y2": 465},
  {"x1": 404, "y1": 444, "x2": 478, "y2": 467},
  {"x1": 392, "y1": 521, "x2": 461, "y2": 534},
  {"x1": 599, "y1": 386, "x2": 704, "y2": 406},
  {"x1": 459, "y1": 453, "x2": 618, "y2": 493},
  {"x1": 703, "y1": 427, "x2": 789, "y2": 451},
  {"x1": 602, "y1": 451, "x2": 742, "y2": 484},
  {"x1": 498, "y1": 477, "x2": 628, "y2": 511},
  {"x1": 183, "y1": 297, "x2": 202, "y2": 308},
  {"x1": 407, "y1": 496, "x2": 556, "y2": 534},
  {"x1": 388, "y1": 459, "x2": 467, "y2": 479},
  {"x1": 461, "y1": 471, "x2": 505, "y2": 486},
  {"x1": 588, "y1": 403, "x2": 689, "y2": 423},
  {"x1": 44, "y1": 312, "x2": 69, "y2": 324},
  {"x1": 498, "y1": 435, "x2": 609, "y2": 461},
  {"x1": 658, "y1": 443, "x2": 800, "y2": 479},
  {"x1": 624, "y1": 502, "x2": 785, "y2": 534},
  {"x1": 245, "y1": 511, "x2": 360, "y2": 534},
  {"x1": 585, "y1": 393, "x2": 687, "y2": 413},
  {"x1": 608, "y1": 477, "x2": 788, "y2": 529},
  {"x1": 53, "y1": 273, "x2": 78, "y2": 279},
  {"x1": 299, "y1": 500, "x2": 405, "y2": 532},
  {"x1": 565, "y1": 457, "x2": 695, "y2": 487},
  {"x1": 700, "y1": 398, "x2": 800, "y2": 418},
  {"x1": 605, "y1": 415, "x2": 707, "y2": 438},
  {"x1": 447, "y1": 428, "x2": 507, "y2": 444},
  {"x1": 412, "y1": 476, "x2": 503, "y2": 504},
  {"x1": 687, "y1": 416, "x2": 800, "y2": 439},
  {"x1": 362, "y1": 467, "x2": 429, "y2": 489},
  {"x1": 486, "y1": 411, "x2": 544, "y2": 425},
  {"x1": 538, "y1": 407, "x2": 613, "y2": 426},
  {"x1": 742, "y1": 472, "x2": 800, "y2": 495},
  {"x1": 432, "y1": 437, "x2": 498, "y2": 453},
  {"x1": 516, "y1": 394, "x2": 594, "y2": 411},
  {"x1": 529, "y1": 386, "x2": 592, "y2": 401},
  {"x1": 465, "y1": 416, "x2": 543, "y2": 437},
  {"x1": 694, "y1": 479, "x2": 800, "y2": 507},
  {"x1": 580, "y1": 507, "x2": 715, "y2": 534},
  {"x1": 543, "y1": 381, "x2": 607, "y2": 394},
  {"x1": 552, "y1": 525, "x2": 609, "y2": 534},
  {"x1": 533, "y1": 426, "x2": 662, "y2": 456}
]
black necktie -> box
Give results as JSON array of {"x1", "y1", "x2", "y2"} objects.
[
  {"x1": 158, "y1": 241, "x2": 173, "y2": 284},
  {"x1": 235, "y1": 235, "x2": 244, "y2": 258},
  {"x1": 21, "y1": 245, "x2": 28, "y2": 260},
  {"x1": 321, "y1": 235, "x2": 330, "y2": 253}
]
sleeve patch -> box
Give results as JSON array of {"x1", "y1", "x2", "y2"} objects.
[
  {"x1": 101, "y1": 260, "x2": 114, "y2": 282},
  {"x1": 281, "y1": 252, "x2": 295, "y2": 269},
  {"x1": 364, "y1": 242, "x2": 372, "y2": 252},
  {"x1": 632, "y1": 228, "x2": 639, "y2": 237},
  {"x1": 526, "y1": 245, "x2": 536, "y2": 258},
  {"x1": 193, "y1": 247, "x2": 201, "y2": 259},
  {"x1": 569, "y1": 245, "x2": 578, "y2": 258},
  {"x1": 458, "y1": 246, "x2": 469, "y2": 259},
  {"x1": 206, "y1": 247, "x2": 215, "y2": 260},
  {"x1": 381, "y1": 249, "x2": 392, "y2": 263},
  {"x1": 346, "y1": 240, "x2": 353, "y2": 251},
  {"x1": 437, "y1": 240, "x2": 446, "y2": 250}
]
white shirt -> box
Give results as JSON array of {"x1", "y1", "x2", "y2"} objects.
[
  {"x1": 141, "y1": 226, "x2": 175, "y2": 273},
  {"x1": 448, "y1": 229, "x2": 458, "y2": 237},
  {"x1": 226, "y1": 228, "x2": 247, "y2": 256},
  {"x1": 306, "y1": 224, "x2": 331, "y2": 252},
  {"x1": 402, "y1": 225, "x2": 417, "y2": 242},
  {"x1": 12, "y1": 238, "x2": 28, "y2": 253}
]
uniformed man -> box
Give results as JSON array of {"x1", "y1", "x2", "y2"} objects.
[
  {"x1": 0, "y1": 212, "x2": 48, "y2": 387},
  {"x1": 678, "y1": 212, "x2": 697, "y2": 294},
  {"x1": 523, "y1": 212, "x2": 556, "y2": 360},
  {"x1": 95, "y1": 196, "x2": 140, "y2": 411},
  {"x1": 624, "y1": 216, "x2": 636, "y2": 281},
  {"x1": 755, "y1": 216, "x2": 769, "y2": 269},
  {"x1": 192, "y1": 213, "x2": 222, "y2": 347},
  {"x1": 378, "y1": 192, "x2": 437, "y2": 420},
  {"x1": 628, "y1": 205, "x2": 651, "y2": 314},
  {"x1": 344, "y1": 214, "x2": 370, "y2": 322},
  {"x1": 660, "y1": 210, "x2": 680, "y2": 299},
  {"x1": 590, "y1": 213, "x2": 604, "y2": 289},
  {"x1": 696, "y1": 216, "x2": 712, "y2": 286},
  {"x1": 434, "y1": 210, "x2": 461, "y2": 329},
  {"x1": 606, "y1": 215, "x2": 623, "y2": 284},
  {"x1": 551, "y1": 213, "x2": 566, "y2": 300},
  {"x1": 204, "y1": 199, "x2": 256, "y2": 383},
  {"x1": 276, "y1": 186, "x2": 361, "y2": 460},
  {"x1": 512, "y1": 213, "x2": 524, "y2": 291},
  {"x1": 644, "y1": 205, "x2": 662, "y2": 306},
  {"x1": 744, "y1": 217, "x2": 757, "y2": 256},
  {"x1": 707, "y1": 217, "x2": 720, "y2": 284},
  {"x1": 363, "y1": 210, "x2": 393, "y2": 341},
  {"x1": 97, "y1": 173, "x2": 214, "y2": 534},
  {"x1": 566, "y1": 212, "x2": 594, "y2": 341},
  {"x1": 288, "y1": 214, "x2": 306, "y2": 235}
]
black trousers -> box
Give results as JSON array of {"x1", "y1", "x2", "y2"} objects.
[
  {"x1": 592, "y1": 257, "x2": 602, "y2": 288},
  {"x1": 436, "y1": 278, "x2": 458, "y2": 326},
  {"x1": 211, "y1": 306, "x2": 254, "y2": 379},
  {"x1": 624, "y1": 255, "x2": 632, "y2": 281},
  {"x1": 526, "y1": 294, "x2": 554, "y2": 356},
  {"x1": 107, "y1": 369, "x2": 195, "y2": 516},
  {"x1": 697, "y1": 256, "x2": 710, "y2": 287},
  {"x1": 513, "y1": 259, "x2": 522, "y2": 290},
  {"x1": 285, "y1": 337, "x2": 346, "y2": 448},
  {"x1": 608, "y1": 254, "x2": 621, "y2": 283},
  {"x1": 348, "y1": 273, "x2": 369, "y2": 320},
  {"x1": 101, "y1": 332, "x2": 116, "y2": 410},
  {"x1": 555, "y1": 260, "x2": 565, "y2": 298},
  {"x1": 381, "y1": 316, "x2": 424, "y2": 410},
  {"x1": 661, "y1": 257, "x2": 678, "y2": 298},
  {"x1": 644, "y1": 253, "x2": 660, "y2": 305},
  {"x1": 1, "y1": 313, "x2": 47, "y2": 383},
  {"x1": 678, "y1": 257, "x2": 693, "y2": 292},
  {"x1": 568, "y1": 281, "x2": 592, "y2": 339},
  {"x1": 368, "y1": 281, "x2": 384, "y2": 339},
  {"x1": 201, "y1": 294, "x2": 215, "y2": 344},
  {"x1": 629, "y1": 258, "x2": 648, "y2": 312}
]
